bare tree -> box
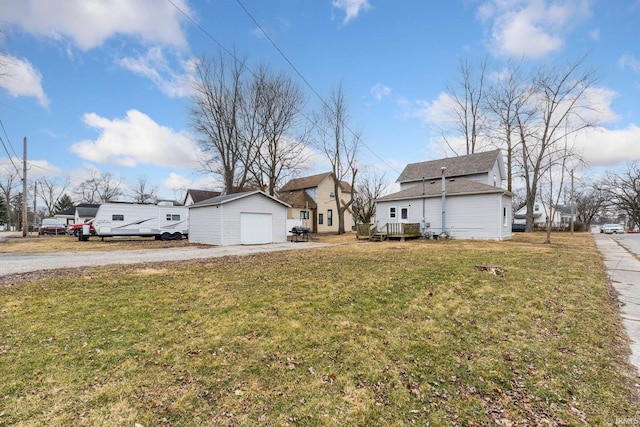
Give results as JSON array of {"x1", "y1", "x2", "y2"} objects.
[
  {"x1": 444, "y1": 57, "x2": 490, "y2": 155},
  {"x1": 352, "y1": 167, "x2": 387, "y2": 225},
  {"x1": 0, "y1": 167, "x2": 19, "y2": 228},
  {"x1": 190, "y1": 51, "x2": 252, "y2": 194},
  {"x1": 485, "y1": 61, "x2": 531, "y2": 192},
  {"x1": 518, "y1": 57, "x2": 597, "y2": 233},
  {"x1": 130, "y1": 176, "x2": 159, "y2": 204},
  {"x1": 244, "y1": 66, "x2": 309, "y2": 195},
  {"x1": 74, "y1": 170, "x2": 124, "y2": 203},
  {"x1": 36, "y1": 176, "x2": 70, "y2": 217},
  {"x1": 604, "y1": 162, "x2": 640, "y2": 230},
  {"x1": 313, "y1": 83, "x2": 360, "y2": 234},
  {"x1": 574, "y1": 178, "x2": 608, "y2": 228}
]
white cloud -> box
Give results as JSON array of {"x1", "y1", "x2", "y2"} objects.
[
  {"x1": 619, "y1": 54, "x2": 640, "y2": 73},
  {"x1": 118, "y1": 47, "x2": 195, "y2": 98},
  {"x1": 0, "y1": 53, "x2": 50, "y2": 107},
  {"x1": 370, "y1": 83, "x2": 391, "y2": 101},
  {"x1": 332, "y1": 0, "x2": 372, "y2": 24},
  {"x1": 579, "y1": 124, "x2": 640, "y2": 167},
  {"x1": 0, "y1": 0, "x2": 191, "y2": 51},
  {"x1": 70, "y1": 110, "x2": 203, "y2": 168},
  {"x1": 478, "y1": 0, "x2": 592, "y2": 59}
]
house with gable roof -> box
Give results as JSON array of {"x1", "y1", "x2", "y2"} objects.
[
  {"x1": 278, "y1": 172, "x2": 353, "y2": 233},
  {"x1": 375, "y1": 149, "x2": 513, "y2": 240}
]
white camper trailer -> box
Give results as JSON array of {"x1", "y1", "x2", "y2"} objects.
[{"x1": 85, "y1": 201, "x2": 189, "y2": 241}]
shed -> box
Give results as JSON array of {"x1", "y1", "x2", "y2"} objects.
[{"x1": 188, "y1": 190, "x2": 290, "y2": 246}]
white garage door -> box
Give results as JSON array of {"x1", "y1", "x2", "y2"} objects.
[{"x1": 240, "y1": 213, "x2": 272, "y2": 244}]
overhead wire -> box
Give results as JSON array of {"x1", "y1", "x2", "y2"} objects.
[
  {"x1": 0, "y1": 120, "x2": 22, "y2": 176},
  {"x1": 168, "y1": 0, "x2": 400, "y2": 175}
]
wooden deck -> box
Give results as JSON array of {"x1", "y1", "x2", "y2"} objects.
[{"x1": 357, "y1": 223, "x2": 422, "y2": 242}]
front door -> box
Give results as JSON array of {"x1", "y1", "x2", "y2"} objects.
[{"x1": 399, "y1": 206, "x2": 409, "y2": 223}]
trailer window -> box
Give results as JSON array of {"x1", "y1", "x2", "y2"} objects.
[
  {"x1": 166, "y1": 214, "x2": 181, "y2": 221},
  {"x1": 112, "y1": 215, "x2": 124, "y2": 221}
]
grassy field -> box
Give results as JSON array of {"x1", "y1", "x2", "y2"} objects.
[{"x1": 0, "y1": 233, "x2": 638, "y2": 426}]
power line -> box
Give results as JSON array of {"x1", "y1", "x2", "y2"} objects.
[
  {"x1": 234, "y1": 0, "x2": 400, "y2": 174},
  {"x1": 0, "y1": 120, "x2": 22, "y2": 176},
  {"x1": 168, "y1": 0, "x2": 400, "y2": 175}
]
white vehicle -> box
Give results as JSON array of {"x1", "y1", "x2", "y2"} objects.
[
  {"x1": 600, "y1": 223, "x2": 624, "y2": 234},
  {"x1": 86, "y1": 201, "x2": 189, "y2": 241}
]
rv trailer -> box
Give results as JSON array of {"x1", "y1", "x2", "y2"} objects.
[{"x1": 83, "y1": 201, "x2": 189, "y2": 241}]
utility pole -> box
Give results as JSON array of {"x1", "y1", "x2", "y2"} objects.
[
  {"x1": 22, "y1": 137, "x2": 27, "y2": 238},
  {"x1": 33, "y1": 181, "x2": 37, "y2": 236},
  {"x1": 570, "y1": 169, "x2": 574, "y2": 235}
]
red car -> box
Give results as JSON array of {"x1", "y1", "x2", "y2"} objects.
[
  {"x1": 69, "y1": 220, "x2": 96, "y2": 237},
  {"x1": 39, "y1": 218, "x2": 67, "y2": 235}
]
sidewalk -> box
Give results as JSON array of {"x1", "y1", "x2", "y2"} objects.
[{"x1": 594, "y1": 235, "x2": 640, "y2": 375}]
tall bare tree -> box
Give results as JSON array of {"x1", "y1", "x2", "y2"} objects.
[
  {"x1": 190, "y1": 52, "x2": 252, "y2": 194},
  {"x1": 444, "y1": 57, "x2": 489, "y2": 155},
  {"x1": 244, "y1": 66, "x2": 309, "y2": 195},
  {"x1": 36, "y1": 176, "x2": 70, "y2": 216},
  {"x1": 485, "y1": 61, "x2": 531, "y2": 192},
  {"x1": 518, "y1": 57, "x2": 597, "y2": 233},
  {"x1": 313, "y1": 83, "x2": 360, "y2": 234},
  {"x1": 574, "y1": 178, "x2": 608, "y2": 228}
]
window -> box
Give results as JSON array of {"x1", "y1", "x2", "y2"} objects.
[
  {"x1": 300, "y1": 210, "x2": 309, "y2": 220},
  {"x1": 327, "y1": 209, "x2": 333, "y2": 227},
  {"x1": 112, "y1": 214, "x2": 124, "y2": 221},
  {"x1": 166, "y1": 214, "x2": 181, "y2": 221},
  {"x1": 534, "y1": 204, "x2": 540, "y2": 212},
  {"x1": 401, "y1": 207, "x2": 408, "y2": 220},
  {"x1": 389, "y1": 207, "x2": 396, "y2": 219},
  {"x1": 329, "y1": 191, "x2": 335, "y2": 198},
  {"x1": 318, "y1": 213, "x2": 324, "y2": 225},
  {"x1": 503, "y1": 207, "x2": 507, "y2": 226}
]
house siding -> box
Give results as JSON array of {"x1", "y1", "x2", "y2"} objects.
[
  {"x1": 189, "y1": 193, "x2": 287, "y2": 246},
  {"x1": 377, "y1": 193, "x2": 511, "y2": 240}
]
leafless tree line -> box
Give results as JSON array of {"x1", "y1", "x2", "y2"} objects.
[{"x1": 445, "y1": 55, "x2": 600, "y2": 238}]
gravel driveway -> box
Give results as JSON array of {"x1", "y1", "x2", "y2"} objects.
[{"x1": 0, "y1": 238, "x2": 331, "y2": 278}]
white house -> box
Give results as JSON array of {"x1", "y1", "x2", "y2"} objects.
[
  {"x1": 514, "y1": 201, "x2": 575, "y2": 229},
  {"x1": 376, "y1": 150, "x2": 513, "y2": 241},
  {"x1": 188, "y1": 190, "x2": 290, "y2": 246}
]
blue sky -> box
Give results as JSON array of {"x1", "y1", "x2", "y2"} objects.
[{"x1": 0, "y1": 0, "x2": 639, "y2": 201}]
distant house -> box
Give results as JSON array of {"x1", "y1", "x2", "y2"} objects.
[
  {"x1": 55, "y1": 203, "x2": 100, "y2": 227},
  {"x1": 514, "y1": 201, "x2": 576, "y2": 229},
  {"x1": 375, "y1": 150, "x2": 513, "y2": 240},
  {"x1": 278, "y1": 172, "x2": 353, "y2": 233},
  {"x1": 183, "y1": 189, "x2": 222, "y2": 206}
]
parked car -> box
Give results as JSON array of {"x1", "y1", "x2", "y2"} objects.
[
  {"x1": 68, "y1": 220, "x2": 96, "y2": 237},
  {"x1": 39, "y1": 218, "x2": 67, "y2": 235},
  {"x1": 600, "y1": 223, "x2": 625, "y2": 234}
]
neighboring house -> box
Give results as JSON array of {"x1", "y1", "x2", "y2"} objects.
[
  {"x1": 188, "y1": 190, "x2": 289, "y2": 246},
  {"x1": 183, "y1": 189, "x2": 222, "y2": 206},
  {"x1": 514, "y1": 201, "x2": 577, "y2": 228},
  {"x1": 278, "y1": 172, "x2": 353, "y2": 233},
  {"x1": 376, "y1": 150, "x2": 513, "y2": 240},
  {"x1": 55, "y1": 203, "x2": 100, "y2": 227}
]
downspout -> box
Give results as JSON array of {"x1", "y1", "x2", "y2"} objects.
[{"x1": 441, "y1": 166, "x2": 447, "y2": 235}]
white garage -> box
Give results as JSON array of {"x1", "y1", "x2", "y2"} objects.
[{"x1": 188, "y1": 190, "x2": 290, "y2": 246}]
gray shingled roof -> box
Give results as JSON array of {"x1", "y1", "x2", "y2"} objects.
[
  {"x1": 184, "y1": 189, "x2": 222, "y2": 204},
  {"x1": 377, "y1": 177, "x2": 509, "y2": 202},
  {"x1": 396, "y1": 149, "x2": 502, "y2": 183},
  {"x1": 277, "y1": 189, "x2": 317, "y2": 209},
  {"x1": 188, "y1": 190, "x2": 290, "y2": 208},
  {"x1": 279, "y1": 172, "x2": 353, "y2": 193}
]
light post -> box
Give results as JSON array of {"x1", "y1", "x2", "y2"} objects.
[{"x1": 441, "y1": 166, "x2": 446, "y2": 235}]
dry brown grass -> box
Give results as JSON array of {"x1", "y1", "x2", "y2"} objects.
[{"x1": 0, "y1": 232, "x2": 638, "y2": 426}]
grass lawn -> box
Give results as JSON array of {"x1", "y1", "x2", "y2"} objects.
[{"x1": 0, "y1": 233, "x2": 638, "y2": 426}]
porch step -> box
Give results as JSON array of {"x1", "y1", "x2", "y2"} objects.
[{"x1": 369, "y1": 233, "x2": 387, "y2": 242}]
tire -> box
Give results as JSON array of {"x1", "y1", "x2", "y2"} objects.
[
  {"x1": 160, "y1": 232, "x2": 171, "y2": 241},
  {"x1": 172, "y1": 232, "x2": 182, "y2": 241}
]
